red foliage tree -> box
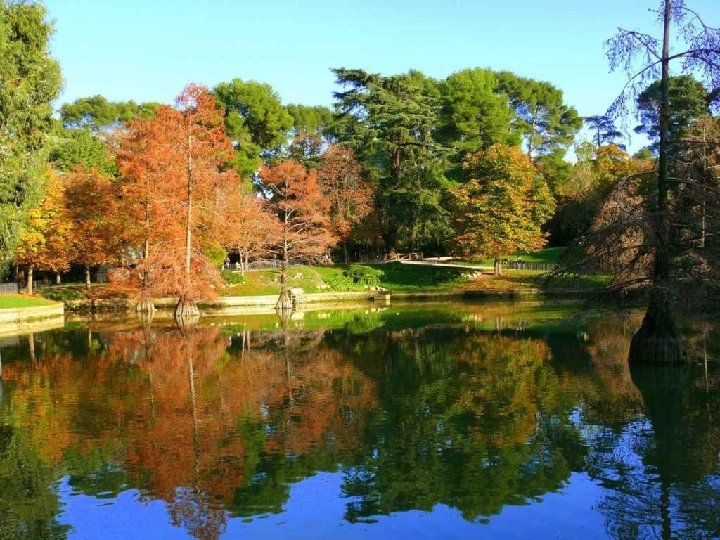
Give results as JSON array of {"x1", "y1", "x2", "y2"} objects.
[
  {"x1": 64, "y1": 167, "x2": 123, "y2": 286},
  {"x1": 117, "y1": 84, "x2": 241, "y2": 315},
  {"x1": 259, "y1": 159, "x2": 337, "y2": 308},
  {"x1": 317, "y1": 145, "x2": 374, "y2": 262}
]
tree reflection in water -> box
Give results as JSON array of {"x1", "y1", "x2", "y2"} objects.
[{"x1": 0, "y1": 307, "x2": 718, "y2": 539}]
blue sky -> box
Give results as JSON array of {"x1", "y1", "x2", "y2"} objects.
[{"x1": 46, "y1": 0, "x2": 719, "y2": 151}]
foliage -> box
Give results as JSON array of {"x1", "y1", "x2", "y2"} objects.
[
  {"x1": 59, "y1": 95, "x2": 161, "y2": 130},
  {"x1": 324, "y1": 264, "x2": 383, "y2": 291},
  {"x1": 64, "y1": 167, "x2": 123, "y2": 275},
  {"x1": 260, "y1": 159, "x2": 337, "y2": 263},
  {"x1": 451, "y1": 144, "x2": 555, "y2": 272},
  {"x1": 13, "y1": 171, "x2": 71, "y2": 275},
  {"x1": 317, "y1": 145, "x2": 374, "y2": 249},
  {"x1": 116, "y1": 85, "x2": 241, "y2": 307},
  {"x1": 49, "y1": 127, "x2": 116, "y2": 175},
  {"x1": 496, "y1": 72, "x2": 582, "y2": 158},
  {"x1": 213, "y1": 78, "x2": 293, "y2": 179},
  {"x1": 333, "y1": 68, "x2": 451, "y2": 253},
  {"x1": 584, "y1": 114, "x2": 625, "y2": 149},
  {"x1": 438, "y1": 68, "x2": 518, "y2": 154},
  {"x1": 635, "y1": 75, "x2": 710, "y2": 153},
  {"x1": 0, "y1": 1, "x2": 62, "y2": 260},
  {"x1": 39, "y1": 286, "x2": 86, "y2": 302}
]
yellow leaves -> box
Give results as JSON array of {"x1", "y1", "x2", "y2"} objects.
[
  {"x1": 452, "y1": 144, "x2": 552, "y2": 258},
  {"x1": 14, "y1": 170, "x2": 71, "y2": 271}
]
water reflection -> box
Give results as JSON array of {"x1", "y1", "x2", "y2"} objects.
[{"x1": 0, "y1": 304, "x2": 718, "y2": 539}]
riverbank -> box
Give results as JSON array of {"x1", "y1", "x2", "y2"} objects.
[
  {"x1": 0, "y1": 295, "x2": 64, "y2": 335},
  {"x1": 37, "y1": 261, "x2": 606, "y2": 314}
]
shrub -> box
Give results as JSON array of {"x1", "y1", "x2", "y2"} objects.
[
  {"x1": 221, "y1": 270, "x2": 245, "y2": 285},
  {"x1": 325, "y1": 265, "x2": 383, "y2": 291},
  {"x1": 40, "y1": 287, "x2": 86, "y2": 302}
]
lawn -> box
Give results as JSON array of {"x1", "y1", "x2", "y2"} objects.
[
  {"x1": 0, "y1": 294, "x2": 58, "y2": 309},
  {"x1": 467, "y1": 246, "x2": 568, "y2": 266},
  {"x1": 220, "y1": 262, "x2": 470, "y2": 296}
]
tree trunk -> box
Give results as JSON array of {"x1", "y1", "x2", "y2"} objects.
[
  {"x1": 136, "y1": 297, "x2": 156, "y2": 314},
  {"x1": 27, "y1": 265, "x2": 33, "y2": 295},
  {"x1": 276, "y1": 203, "x2": 293, "y2": 312},
  {"x1": 85, "y1": 266, "x2": 91, "y2": 288},
  {"x1": 55, "y1": 272, "x2": 61, "y2": 285},
  {"x1": 184, "y1": 133, "x2": 193, "y2": 298},
  {"x1": 493, "y1": 258, "x2": 502, "y2": 277},
  {"x1": 174, "y1": 296, "x2": 200, "y2": 320},
  {"x1": 28, "y1": 333, "x2": 35, "y2": 363},
  {"x1": 344, "y1": 242, "x2": 349, "y2": 264},
  {"x1": 630, "y1": 288, "x2": 683, "y2": 363},
  {"x1": 631, "y1": 0, "x2": 683, "y2": 363}
]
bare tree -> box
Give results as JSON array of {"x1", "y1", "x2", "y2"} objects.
[{"x1": 605, "y1": 0, "x2": 720, "y2": 363}]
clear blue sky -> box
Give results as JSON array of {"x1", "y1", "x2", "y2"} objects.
[{"x1": 46, "y1": 0, "x2": 719, "y2": 151}]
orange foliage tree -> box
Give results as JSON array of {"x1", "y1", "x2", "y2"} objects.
[
  {"x1": 64, "y1": 167, "x2": 123, "y2": 286},
  {"x1": 14, "y1": 171, "x2": 71, "y2": 293},
  {"x1": 259, "y1": 159, "x2": 337, "y2": 308},
  {"x1": 221, "y1": 188, "x2": 279, "y2": 274},
  {"x1": 117, "y1": 84, "x2": 241, "y2": 315},
  {"x1": 451, "y1": 144, "x2": 555, "y2": 276},
  {"x1": 317, "y1": 145, "x2": 374, "y2": 262}
]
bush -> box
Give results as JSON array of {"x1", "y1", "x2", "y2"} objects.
[
  {"x1": 221, "y1": 270, "x2": 245, "y2": 285},
  {"x1": 325, "y1": 265, "x2": 383, "y2": 291},
  {"x1": 40, "y1": 286, "x2": 86, "y2": 302},
  {"x1": 346, "y1": 264, "x2": 383, "y2": 287}
]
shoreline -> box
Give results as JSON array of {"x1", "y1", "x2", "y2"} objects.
[{"x1": 0, "y1": 287, "x2": 599, "y2": 335}]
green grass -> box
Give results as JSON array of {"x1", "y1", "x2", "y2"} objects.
[
  {"x1": 467, "y1": 246, "x2": 568, "y2": 266},
  {"x1": 377, "y1": 262, "x2": 469, "y2": 291},
  {"x1": 221, "y1": 263, "x2": 471, "y2": 296},
  {"x1": 219, "y1": 261, "x2": 607, "y2": 297},
  {"x1": 0, "y1": 294, "x2": 57, "y2": 309}
]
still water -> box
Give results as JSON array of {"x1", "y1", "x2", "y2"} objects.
[{"x1": 0, "y1": 301, "x2": 718, "y2": 539}]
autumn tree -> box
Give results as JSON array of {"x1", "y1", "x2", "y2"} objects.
[
  {"x1": 259, "y1": 159, "x2": 336, "y2": 309},
  {"x1": 117, "y1": 85, "x2": 240, "y2": 317},
  {"x1": 317, "y1": 145, "x2": 374, "y2": 262},
  {"x1": 606, "y1": 0, "x2": 720, "y2": 362},
  {"x1": 13, "y1": 171, "x2": 71, "y2": 293},
  {"x1": 451, "y1": 144, "x2": 555, "y2": 276},
  {"x1": 64, "y1": 168, "x2": 123, "y2": 286},
  {"x1": 221, "y1": 190, "x2": 279, "y2": 275}
]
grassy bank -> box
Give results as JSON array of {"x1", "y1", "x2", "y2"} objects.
[
  {"x1": 0, "y1": 294, "x2": 57, "y2": 309},
  {"x1": 220, "y1": 262, "x2": 606, "y2": 297}
]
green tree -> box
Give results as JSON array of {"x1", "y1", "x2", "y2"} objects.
[
  {"x1": 438, "y1": 68, "x2": 518, "y2": 153},
  {"x1": 635, "y1": 75, "x2": 710, "y2": 154},
  {"x1": 49, "y1": 127, "x2": 116, "y2": 175},
  {"x1": 59, "y1": 95, "x2": 161, "y2": 130},
  {"x1": 451, "y1": 144, "x2": 555, "y2": 275},
  {"x1": 0, "y1": 1, "x2": 62, "y2": 261},
  {"x1": 286, "y1": 104, "x2": 335, "y2": 166},
  {"x1": 213, "y1": 78, "x2": 293, "y2": 179},
  {"x1": 333, "y1": 68, "x2": 450, "y2": 253},
  {"x1": 496, "y1": 72, "x2": 582, "y2": 159},
  {"x1": 584, "y1": 114, "x2": 625, "y2": 150}
]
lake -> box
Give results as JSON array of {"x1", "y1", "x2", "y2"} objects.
[{"x1": 0, "y1": 301, "x2": 718, "y2": 539}]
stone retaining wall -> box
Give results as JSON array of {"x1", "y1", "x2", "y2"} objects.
[{"x1": 0, "y1": 303, "x2": 64, "y2": 335}]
